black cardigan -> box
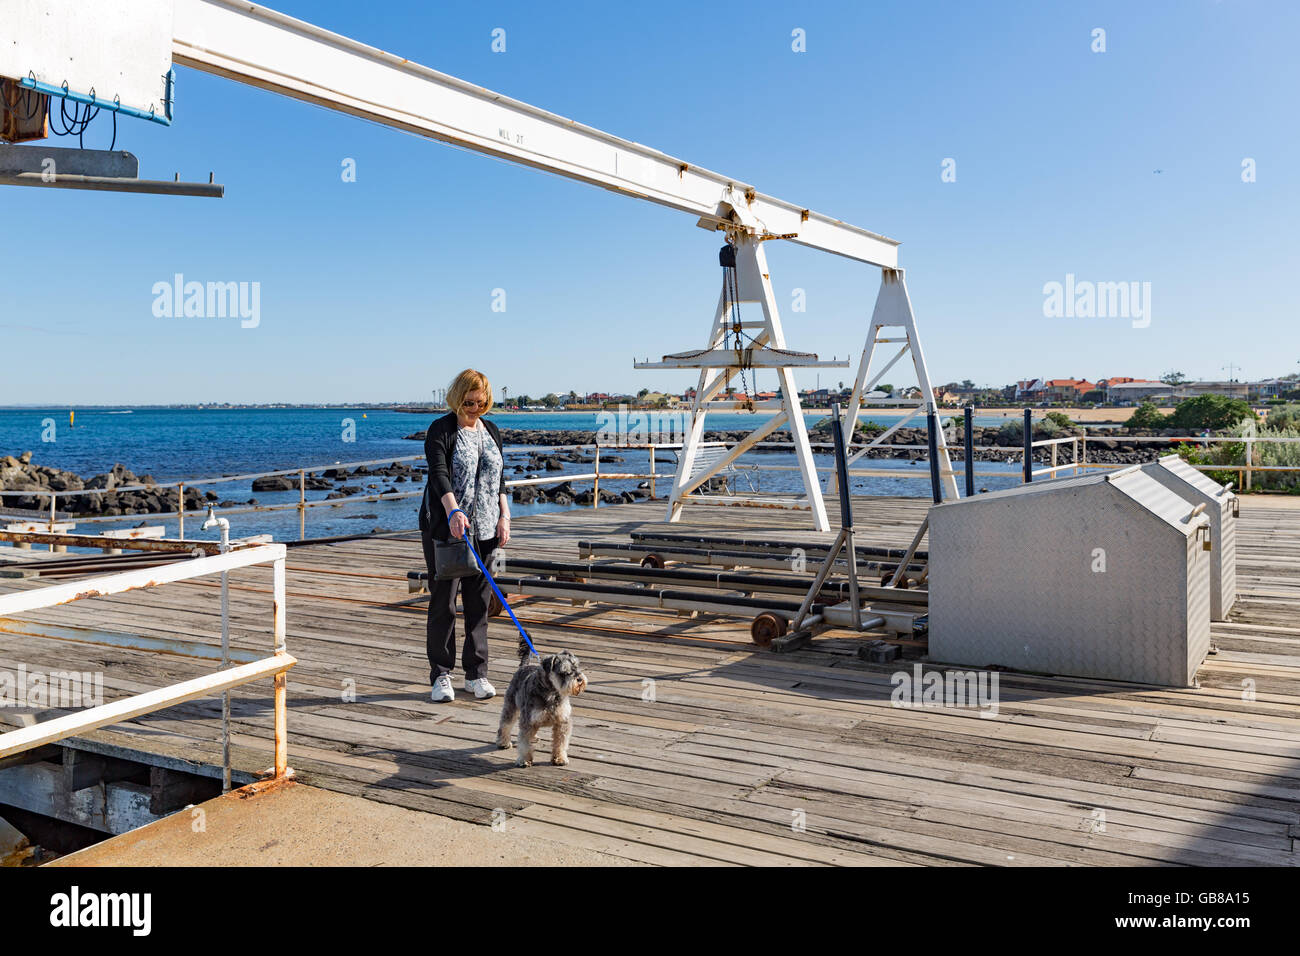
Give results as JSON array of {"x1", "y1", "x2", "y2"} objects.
[{"x1": 420, "y1": 412, "x2": 507, "y2": 541}]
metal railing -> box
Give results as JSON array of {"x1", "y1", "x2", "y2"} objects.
[
  {"x1": 0, "y1": 536, "x2": 295, "y2": 787},
  {"x1": 3, "y1": 432, "x2": 1298, "y2": 538}
]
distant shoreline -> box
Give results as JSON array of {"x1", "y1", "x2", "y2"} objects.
[
  {"x1": 401, "y1": 406, "x2": 1178, "y2": 425},
  {"x1": 0, "y1": 405, "x2": 1229, "y2": 425}
]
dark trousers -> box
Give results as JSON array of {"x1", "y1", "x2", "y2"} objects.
[{"x1": 420, "y1": 530, "x2": 498, "y2": 684}]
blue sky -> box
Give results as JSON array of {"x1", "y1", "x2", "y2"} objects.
[{"x1": 3, "y1": 0, "x2": 1296, "y2": 404}]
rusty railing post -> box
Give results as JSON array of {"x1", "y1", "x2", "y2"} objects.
[{"x1": 272, "y1": 555, "x2": 288, "y2": 778}]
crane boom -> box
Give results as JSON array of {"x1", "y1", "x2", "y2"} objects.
[{"x1": 171, "y1": 0, "x2": 899, "y2": 267}]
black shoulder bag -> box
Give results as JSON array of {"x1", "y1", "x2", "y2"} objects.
[{"x1": 430, "y1": 429, "x2": 486, "y2": 581}]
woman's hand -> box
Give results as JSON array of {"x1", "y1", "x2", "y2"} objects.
[
  {"x1": 449, "y1": 509, "x2": 469, "y2": 540},
  {"x1": 496, "y1": 513, "x2": 511, "y2": 546}
]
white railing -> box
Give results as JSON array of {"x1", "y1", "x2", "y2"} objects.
[{"x1": 0, "y1": 540, "x2": 295, "y2": 785}]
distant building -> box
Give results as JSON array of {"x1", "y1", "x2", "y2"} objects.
[
  {"x1": 1105, "y1": 380, "x2": 1172, "y2": 404},
  {"x1": 1248, "y1": 379, "x2": 1291, "y2": 400},
  {"x1": 1174, "y1": 382, "x2": 1250, "y2": 400},
  {"x1": 934, "y1": 385, "x2": 985, "y2": 405},
  {"x1": 1043, "y1": 379, "x2": 1097, "y2": 402},
  {"x1": 1015, "y1": 378, "x2": 1047, "y2": 401},
  {"x1": 1097, "y1": 376, "x2": 1139, "y2": 393}
]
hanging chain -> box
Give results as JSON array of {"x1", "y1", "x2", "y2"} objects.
[{"x1": 720, "y1": 243, "x2": 754, "y2": 411}]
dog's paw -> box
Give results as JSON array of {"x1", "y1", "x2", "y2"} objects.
[
  {"x1": 496, "y1": 737, "x2": 511, "y2": 750},
  {"x1": 551, "y1": 755, "x2": 569, "y2": 766},
  {"x1": 515, "y1": 758, "x2": 532, "y2": 768}
]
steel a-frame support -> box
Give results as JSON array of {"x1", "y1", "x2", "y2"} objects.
[
  {"x1": 662, "y1": 233, "x2": 831, "y2": 531},
  {"x1": 830, "y1": 268, "x2": 959, "y2": 500}
]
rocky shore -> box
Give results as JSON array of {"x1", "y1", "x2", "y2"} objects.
[
  {"x1": 4, "y1": 419, "x2": 1204, "y2": 518},
  {"x1": 0, "y1": 452, "x2": 424, "y2": 517},
  {"x1": 404, "y1": 423, "x2": 1202, "y2": 467}
]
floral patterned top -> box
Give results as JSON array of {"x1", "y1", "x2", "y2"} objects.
[{"x1": 451, "y1": 421, "x2": 503, "y2": 540}]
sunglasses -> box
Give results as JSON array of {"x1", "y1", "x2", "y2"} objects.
[{"x1": 460, "y1": 399, "x2": 487, "y2": 409}]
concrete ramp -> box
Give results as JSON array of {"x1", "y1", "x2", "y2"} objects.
[{"x1": 46, "y1": 780, "x2": 638, "y2": 867}]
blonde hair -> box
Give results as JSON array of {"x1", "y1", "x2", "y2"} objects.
[{"x1": 447, "y1": 368, "x2": 494, "y2": 414}]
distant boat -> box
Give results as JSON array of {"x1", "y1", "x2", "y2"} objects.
[{"x1": 106, "y1": 410, "x2": 134, "y2": 415}]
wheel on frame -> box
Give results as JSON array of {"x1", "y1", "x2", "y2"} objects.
[
  {"x1": 750, "y1": 612, "x2": 788, "y2": 647},
  {"x1": 640, "y1": 553, "x2": 665, "y2": 570}
]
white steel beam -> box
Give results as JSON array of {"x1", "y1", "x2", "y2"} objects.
[{"x1": 171, "y1": 0, "x2": 899, "y2": 267}]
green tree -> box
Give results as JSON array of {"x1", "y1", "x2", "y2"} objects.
[
  {"x1": 1265, "y1": 403, "x2": 1300, "y2": 430},
  {"x1": 1166, "y1": 394, "x2": 1257, "y2": 431},
  {"x1": 1160, "y1": 370, "x2": 1188, "y2": 385},
  {"x1": 1044, "y1": 410, "x2": 1075, "y2": 430},
  {"x1": 1128, "y1": 402, "x2": 1167, "y2": 429},
  {"x1": 541, "y1": 393, "x2": 560, "y2": 408}
]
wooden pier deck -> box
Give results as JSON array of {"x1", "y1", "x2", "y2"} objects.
[{"x1": 2, "y1": 494, "x2": 1299, "y2": 866}]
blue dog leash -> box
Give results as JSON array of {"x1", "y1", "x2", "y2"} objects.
[{"x1": 449, "y1": 508, "x2": 538, "y2": 658}]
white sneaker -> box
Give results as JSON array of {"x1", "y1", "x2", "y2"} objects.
[
  {"x1": 431, "y1": 674, "x2": 455, "y2": 703},
  {"x1": 464, "y1": 677, "x2": 496, "y2": 700}
]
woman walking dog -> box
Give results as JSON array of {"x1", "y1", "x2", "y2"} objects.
[{"x1": 419, "y1": 368, "x2": 510, "y2": 702}]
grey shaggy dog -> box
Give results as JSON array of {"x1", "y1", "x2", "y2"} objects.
[{"x1": 496, "y1": 636, "x2": 588, "y2": 766}]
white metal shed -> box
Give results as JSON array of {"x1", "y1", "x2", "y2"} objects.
[
  {"x1": 1140, "y1": 455, "x2": 1238, "y2": 621},
  {"x1": 928, "y1": 467, "x2": 1213, "y2": 687}
]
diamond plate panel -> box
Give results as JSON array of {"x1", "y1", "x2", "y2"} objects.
[
  {"x1": 1141, "y1": 458, "x2": 1237, "y2": 620},
  {"x1": 929, "y1": 472, "x2": 1212, "y2": 687}
]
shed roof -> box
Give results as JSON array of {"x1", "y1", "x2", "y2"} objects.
[
  {"x1": 1154, "y1": 454, "x2": 1232, "y2": 498},
  {"x1": 935, "y1": 468, "x2": 1206, "y2": 536}
]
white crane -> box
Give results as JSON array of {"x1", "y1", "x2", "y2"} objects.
[{"x1": 1, "y1": 0, "x2": 958, "y2": 527}]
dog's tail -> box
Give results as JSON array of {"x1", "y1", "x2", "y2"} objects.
[{"x1": 517, "y1": 632, "x2": 534, "y2": 665}]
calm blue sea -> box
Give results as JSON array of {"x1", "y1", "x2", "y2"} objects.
[{"x1": 0, "y1": 407, "x2": 1030, "y2": 540}]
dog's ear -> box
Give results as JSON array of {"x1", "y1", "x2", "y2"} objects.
[{"x1": 541, "y1": 655, "x2": 555, "y2": 673}]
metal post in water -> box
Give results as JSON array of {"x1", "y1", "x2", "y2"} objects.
[
  {"x1": 926, "y1": 408, "x2": 943, "y2": 504},
  {"x1": 1023, "y1": 408, "x2": 1033, "y2": 483},
  {"x1": 964, "y1": 403, "x2": 975, "y2": 498}
]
